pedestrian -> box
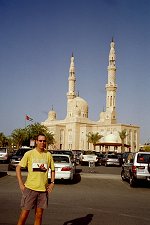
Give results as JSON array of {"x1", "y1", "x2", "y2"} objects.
[{"x1": 16, "y1": 134, "x2": 55, "y2": 225}]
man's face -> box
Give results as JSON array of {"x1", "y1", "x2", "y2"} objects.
[{"x1": 36, "y1": 135, "x2": 46, "y2": 150}]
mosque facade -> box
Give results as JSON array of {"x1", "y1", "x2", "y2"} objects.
[{"x1": 42, "y1": 40, "x2": 140, "y2": 152}]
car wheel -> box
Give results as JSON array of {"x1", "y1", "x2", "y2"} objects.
[
  {"x1": 121, "y1": 170, "x2": 126, "y2": 181},
  {"x1": 129, "y1": 175, "x2": 136, "y2": 187}
]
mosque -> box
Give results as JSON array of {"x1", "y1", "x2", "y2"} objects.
[{"x1": 42, "y1": 40, "x2": 140, "y2": 152}]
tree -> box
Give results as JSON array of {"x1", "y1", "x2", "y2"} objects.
[
  {"x1": 10, "y1": 123, "x2": 55, "y2": 149},
  {"x1": 86, "y1": 132, "x2": 103, "y2": 150},
  {"x1": 119, "y1": 129, "x2": 128, "y2": 153},
  {"x1": 0, "y1": 132, "x2": 7, "y2": 147},
  {"x1": 143, "y1": 146, "x2": 150, "y2": 152},
  {"x1": 11, "y1": 128, "x2": 27, "y2": 149},
  {"x1": 26, "y1": 123, "x2": 55, "y2": 148}
]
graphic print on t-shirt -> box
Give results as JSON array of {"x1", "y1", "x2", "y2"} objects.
[{"x1": 32, "y1": 162, "x2": 48, "y2": 172}]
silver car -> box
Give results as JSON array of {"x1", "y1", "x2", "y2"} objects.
[
  {"x1": 101, "y1": 153, "x2": 120, "y2": 167},
  {"x1": 0, "y1": 147, "x2": 9, "y2": 163},
  {"x1": 121, "y1": 151, "x2": 150, "y2": 187}
]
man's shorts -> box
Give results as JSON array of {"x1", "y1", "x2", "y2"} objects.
[{"x1": 21, "y1": 187, "x2": 48, "y2": 210}]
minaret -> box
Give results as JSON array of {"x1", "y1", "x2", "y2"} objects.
[
  {"x1": 105, "y1": 38, "x2": 117, "y2": 124},
  {"x1": 67, "y1": 53, "x2": 76, "y2": 100}
]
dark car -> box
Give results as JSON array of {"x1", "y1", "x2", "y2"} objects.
[
  {"x1": 50, "y1": 150, "x2": 75, "y2": 163},
  {"x1": 8, "y1": 147, "x2": 32, "y2": 171},
  {"x1": 95, "y1": 152, "x2": 105, "y2": 166},
  {"x1": 122, "y1": 152, "x2": 130, "y2": 164}
]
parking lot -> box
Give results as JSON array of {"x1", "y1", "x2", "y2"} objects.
[{"x1": 0, "y1": 164, "x2": 150, "y2": 225}]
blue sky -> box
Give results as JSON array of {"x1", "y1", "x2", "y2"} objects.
[{"x1": 0, "y1": 0, "x2": 150, "y2": 144}]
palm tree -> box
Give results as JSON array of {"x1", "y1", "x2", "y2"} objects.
[
  {"x1": 86, "y1": 132, "x2": 103, "y2": 150},
  {"x1": 0, "y1": 132, "x2": 7, "y2": 147},
  {"x1": 119, "y1": 129, "x2": 128, "y2": 153}
]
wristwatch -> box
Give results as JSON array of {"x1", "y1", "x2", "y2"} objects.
[{"x1": 51, "y1": 181, "x2": 55, "y2": 184}]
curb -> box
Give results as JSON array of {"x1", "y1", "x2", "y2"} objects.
[
  {"x1": 1, "y1": 171, "x2": 120, "y2": 180},
  {"x1": 80, "y1": 173, "x2": 120, "y2": 179}
]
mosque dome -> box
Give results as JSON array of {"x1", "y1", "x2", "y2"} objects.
[
  {"x1": 104, "y1": 133, "x2": 118, "y2": 143},
  {"x1": 48, "y1": 109, "x2": 56, "y2": 121},
  {"x1": 73, "y1": 97, "x2": 88, "y2": 110},
  {"x1": 68, "y1": 96, "x2": 88, "y2": 118}
]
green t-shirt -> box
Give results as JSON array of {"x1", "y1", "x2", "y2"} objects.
[{"x1": 19, "y1": 148, "x2": 55, "y2": 191}]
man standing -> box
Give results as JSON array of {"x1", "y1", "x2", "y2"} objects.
[{"x1": 16, "y1": 134, "x2": 55, "y2": 225}]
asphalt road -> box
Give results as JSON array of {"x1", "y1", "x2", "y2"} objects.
[{"x1": 0, "y1": 164, "x2": 150, "y2": 225}]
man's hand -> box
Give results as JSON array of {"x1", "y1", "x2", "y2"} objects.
[
  {"x1": 19, "y1": 183, "x2": 25, "y2": 193},
  {"x1": 47, "y1": 183, "x2": 54, "y2": 193}
]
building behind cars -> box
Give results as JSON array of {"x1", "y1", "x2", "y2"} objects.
[{"x1": 121, "y1": 151, "x2": 150, "y2": 187}]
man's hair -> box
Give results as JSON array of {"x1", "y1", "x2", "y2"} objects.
[{"x1": 36, "y1": 134, "x2": 46, "y2": 140}]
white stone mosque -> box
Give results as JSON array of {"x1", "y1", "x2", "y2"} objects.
[{"x1": 42, "y1": 39, "x2": 140, "y2": 152}]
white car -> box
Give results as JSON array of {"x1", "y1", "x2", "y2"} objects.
[
  {"x1": 0, "y1": 147, "x2": 9, "y2": 163},
  {"x1": 80, "y1": 151, "x2": 98, "y2": 166},
  {"x1": 48, "y1": 154, "x2": 75, "y2": 181}
]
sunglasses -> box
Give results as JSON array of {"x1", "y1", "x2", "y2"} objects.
[{"x1": 38, "y1": 140, "x2": 46, "y2": 142}]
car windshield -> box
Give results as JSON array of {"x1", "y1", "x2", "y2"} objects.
[
  {"x1": 83, "y1": 151, "x2": 95, "y2": 155},
  {"x1": 15, "y1": 148, "x2": 31, "y2": 156},
  {"x1": 137, "y1": 153, "x2": 150, "y2": 163},
  {"x1": 63, "y1": 151, "x2": 73, "y2": 156},
  {"x1": 53, "y1": 156, "x2": 69, "y2": 163},
  {"x1": 51, "y1": 150, "x2": 73, "y2": 155},
  {"x1": 0, "y1": 148, "x2": 7, "y2": 153},
  {"x1": 107, "y1": 155, "x2": 118, "y2": 159}
]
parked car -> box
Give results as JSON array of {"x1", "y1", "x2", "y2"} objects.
[
  {"x1": 8, "y1": 147, "x2": 32, "y2": 171},
  {"x1": 0, "y1": 147, "x2": 9, "y2": 163},
  {"x1": 95, "y1": 152, "x2": 105, "y2": 165},
  {"x1": 121, "y1": 151, "x2": 150, "y2": 187},
  {"x1": 121, "y1": 152, "x2": 130, "y2": 164},
  {"x1": 79, "y1": 151, "x2": 98, "y2": 166},
  {"x1": 50, "y1": 150, "x2": 75, "y2": 162},
  {"x1": 48, "y1": 154, "x2": 75, "y2": 181},
  {"x1": 101, "y1": 153, "x2": 120, "y2": 167},
  {"x1": 72, "y1": 150, "x2": 82, "y2": 165}
]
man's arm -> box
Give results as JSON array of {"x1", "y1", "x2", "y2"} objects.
[
  {"x1": 51, "y1": 170, "x2": 55, "y2": 183},
  {"x1": 16, "y1": 165, "x2": 25, "y2": 192},
  {"x1": 47, "y1": 170, "x2": 55, "y2": 193}
]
